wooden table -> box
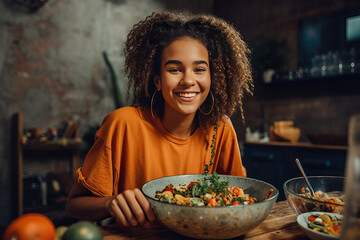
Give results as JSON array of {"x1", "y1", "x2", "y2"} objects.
[{"x1": 100, "y1": 201, "x2": 309, "y2": 240}]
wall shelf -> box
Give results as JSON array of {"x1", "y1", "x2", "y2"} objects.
[
  {"x1": 260, "y1": 72, "x2": 360, "y2": 99},
  {"x1": 11, "y1": 112, "x2": 82, "y2": 220},
  {"x1": 22, "y1": 139, "x2": 81, "y2": 151}
]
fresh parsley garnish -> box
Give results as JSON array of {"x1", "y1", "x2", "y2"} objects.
[
  {"x1": 190, "y1": 172, "x2": 229, "y2": 197},
  {"x1": 208, "y1": 172, "x2": 229, "y2": 193},
  {"x1": 191, "y1": 177, "x2": 209, "y2": 197}
]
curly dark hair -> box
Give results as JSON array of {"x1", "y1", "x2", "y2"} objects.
[{"x1": 124, "y1": 11, "x2": 253, "y2": 129}]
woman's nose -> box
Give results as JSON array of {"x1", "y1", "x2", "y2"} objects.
[{"x1": 180, "y1": 71, "x2": 195, "y2": 86}]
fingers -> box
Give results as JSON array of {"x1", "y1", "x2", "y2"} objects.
[
  {"x1": 107, "y1": 195, "x2": 130, "y2": 227},
  {"x1": 122, "y1": 190, "x2": 148, "y2": 226},
  {"x1": 107, "y1": 189, "x2": 155, "y2": 227},
  {"x1": 134, "y1": 188, "x2": 156, "y2": 222},
  {"x1": 118, "y1": 193, "x2": 141, "y2": 226}
]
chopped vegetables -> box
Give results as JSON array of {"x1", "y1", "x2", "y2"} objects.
[
  {"x1": 299, "y1": 187, "x2": 344, "y2": 213},
  {"x1": 307, "y1": 213, "x2": 342, "y2": 236},
  {"x1": 155, "y1": 172, "x2": 257, "y2": 207},
  {"x1": 301, "y1": 188, "x2": 344, "y2": 205}
]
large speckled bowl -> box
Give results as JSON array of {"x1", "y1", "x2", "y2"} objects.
[{"x1": 141, "y1": 174, "x2": 278, "y2": 239}]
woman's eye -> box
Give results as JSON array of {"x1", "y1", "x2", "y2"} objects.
[
  {"x1": 194, "y1": 68, "x2": 206, "y2": 73},
  {"x1": 169, "y1": 68, "x2": 180, "y2": 73}
]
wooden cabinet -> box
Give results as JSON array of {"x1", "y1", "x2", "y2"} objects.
[
  {"x1": 241, "y1": 141, "x2": 347, "y2": 201},
  {"x1": 11, "y1": 112, "x2": 82, "y2": 219}
]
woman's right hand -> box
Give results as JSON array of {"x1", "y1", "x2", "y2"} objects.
[{"x1": 105, "y1": 188, "x2": 155, "y2": 227}]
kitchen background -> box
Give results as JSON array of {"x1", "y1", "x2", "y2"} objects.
[{"x1": 1, "y1": 0, "x2": 360, "y2": 231}]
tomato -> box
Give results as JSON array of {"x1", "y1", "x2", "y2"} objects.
[
  {"x1": 232, "y1": 187, "x2": 244, "y2": 197},
  {"x1": 207, "y1": 198, "x2": 218, "y2": 207},
  {"x1": 231, "y1": 201, "x2": 240, "y2": 205},
  {"x1": 330, "y1": 222, "x2": 341, "y2": 236},
  {"x1": 163, "y1": 188, "x2": 174, "y2": 193},
  {"x1": 308, "y1": 215, "x2": 316, "y2": 222},
  {"x1": 62, "y1": 221, "x2": 103, "y2": 240},
  {"x1": 3, "y1": 213, "x2": 55, "y2": 240},
  {"x1": 187, "y1": 181, "x2": 198, "y2": 190}
]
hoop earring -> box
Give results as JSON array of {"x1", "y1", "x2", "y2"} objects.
[
  {"x1": 199, "y1": 90, "x2": 214, "y2": 115},
  {"x1": 151, "y1": 90, "x2": 159, "y2": 119}
]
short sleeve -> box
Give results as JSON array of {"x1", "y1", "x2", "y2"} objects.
[{"x1": 76, "y1": 133, "x2": 114, "y2": 197}]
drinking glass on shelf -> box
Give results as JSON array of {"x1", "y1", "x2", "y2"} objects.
[
  {"x1": 327, "y1": 51, "x2": 339, "y2": 76},
  {"x1": 349, "y1": 48, "x2": 357, "y2": 73},
  {"x1": 340, "y1": 114, "x2": 360, "y2": 240},
  {"x1": 320, "y1": 54, "x2": 327, "y2": 76},
  {"x1": 295, "y1": 67, "x2": 304, "y2": 79},
  {"x1": 310, "y1": 55, "x2": 321, "y2": 77}
]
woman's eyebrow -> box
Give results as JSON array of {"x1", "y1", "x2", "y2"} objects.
[
  {"x1": 193, "y1": 60, "x2": 208, "y2": 66},
  {"x1": 164, "y1": 60, "x2": 209, "y2": 66},
  {"x1": 164, "y1": 60, "x2": 182, "y2": 66}
]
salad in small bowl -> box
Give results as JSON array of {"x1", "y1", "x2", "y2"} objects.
[{"x1": 297, "y1": 212, "x2": 343, "y2": 240}]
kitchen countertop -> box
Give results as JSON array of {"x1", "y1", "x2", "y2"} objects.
[{"x1": 100, "y1": 200, "x2": 309, "y2": 240}]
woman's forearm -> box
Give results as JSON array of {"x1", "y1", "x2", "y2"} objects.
[
  {"x1": 66, "y1": 195, "x2": 114, "y2": 221},
  {"x1": 66, "y1": 180, "x2": 114, "y2": 221}
]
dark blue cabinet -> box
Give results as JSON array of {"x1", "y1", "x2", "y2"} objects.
[{"x1": 241, "y1": 141, "x2": 347, "y2": 201}]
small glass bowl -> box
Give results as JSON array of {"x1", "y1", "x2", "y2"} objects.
[{"x1": 283, "y1": 176, "x2": 345, "y2": 215}]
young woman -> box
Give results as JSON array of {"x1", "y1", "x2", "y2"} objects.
[{"x1": 66, "y1": 11, "x2": 253, "y2": 228}]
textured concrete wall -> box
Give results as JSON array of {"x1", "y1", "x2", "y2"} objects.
[{"x1": 0, "y1": 0, "x2": 213, "y2": 228}]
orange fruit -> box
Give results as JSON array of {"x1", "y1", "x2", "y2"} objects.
[{"x1": 3, "y1": 213, "x2": 55, "y2": 240}]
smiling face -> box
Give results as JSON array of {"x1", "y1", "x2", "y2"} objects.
[{"x1": 154, "y1": 37, "x2": 211, "y2": 120}]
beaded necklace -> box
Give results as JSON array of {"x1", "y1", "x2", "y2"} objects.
[{"x1": 203, "y1": 121, "x2": 217, "y2": 175}]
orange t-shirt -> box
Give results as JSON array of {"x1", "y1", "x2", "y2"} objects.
[{"x1": 77, "y1": 106, "x2": 246, "y2": 197}]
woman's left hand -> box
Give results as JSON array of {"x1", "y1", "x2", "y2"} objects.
[{"x1": 106, "y1": 188, "x2": 155, "y2": 227}]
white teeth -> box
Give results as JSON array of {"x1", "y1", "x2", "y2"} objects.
[{"x1": 178, "y1": 92, "x2": 196, "y2": 98}]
